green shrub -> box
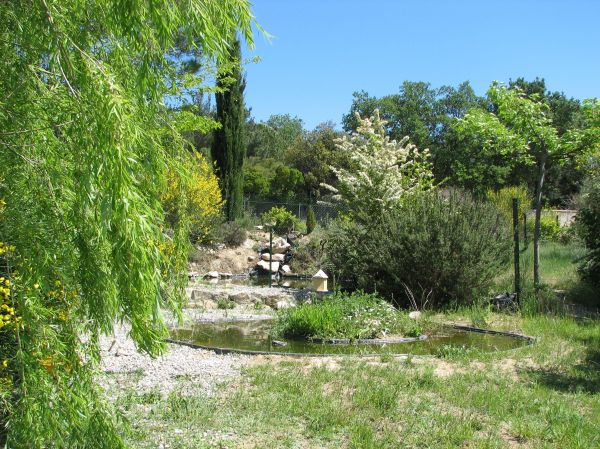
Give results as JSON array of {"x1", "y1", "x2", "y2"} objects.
[
  {"x1": 557, "y1": 225, "x2": 578, "y2": 245},
  {"x1": 326, "y1": 191, "x2": 511, "y2": 308},
  {"x1": 261, "y1": 206, "x2": 300, "y2": 235},
  {"x1": 221, "y1": 221, "x2": 247, "y2": 248},
  {"x1": 217, "y1": 298, "x2": 236, "y2": 310},
  {"x1": 526, "y1": 212, "x2": 561, "y2": 242},
  {"x1": 290, "y1": 231, "x2": 325, "y2": 274},
  {"x1": 577, "y1": 174, "x2": 600, "y2": 290},
  {"x1": 272, "y1": 291, "x2": 425, "y2": 340},
  {"x1": 306, "y1": 206, "x2": 316, "y2": 234}
]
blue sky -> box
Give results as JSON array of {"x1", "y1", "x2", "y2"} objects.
[{"x1": 243, "y1": 0, "x2": 599, "y2": 130}]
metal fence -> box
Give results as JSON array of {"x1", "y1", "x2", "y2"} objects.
[{"x1": 242, "y1": 198, "x2": 341, "y2": 225}]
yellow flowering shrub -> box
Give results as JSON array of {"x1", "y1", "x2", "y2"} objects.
[
  {"x1": 487, "y1": 185, "x2": 531, "y2": 222},
  {"x1": 162, "y1": 152, "x2": 223, "y2": 244},
  {"x1": 0, "y1": 277, "x2": 20, "y2": 332}
]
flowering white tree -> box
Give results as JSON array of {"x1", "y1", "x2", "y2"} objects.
[{"x1": 323, "y1": 110, "x2": 434, "y2": 219}]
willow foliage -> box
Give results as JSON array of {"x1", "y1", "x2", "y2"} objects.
[{"x1": 0, "y1": 1, "x2": 255, "y2": 447}]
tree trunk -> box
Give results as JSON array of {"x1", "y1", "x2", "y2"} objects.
[{"x1": 533, "y1": 152, "x2": 547, "y2": 289}]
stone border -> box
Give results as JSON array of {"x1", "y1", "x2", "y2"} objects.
[
  {"x1": 309, "y1": 334, "x2": 428, "y2": 345},
  {"x1": 447, "y1": 324, "x2": 537, "y2": 343},
  {"x1": 166, "y1": 324, "x2": 536, "y2": 358}
]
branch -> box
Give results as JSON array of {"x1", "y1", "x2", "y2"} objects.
[{"x1": 0, "y1": 120, "x2": 75, "y2": 136}]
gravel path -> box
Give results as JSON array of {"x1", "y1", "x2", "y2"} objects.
[{"x1": 99, "y1": 324, "x2": 247, "y2": 396}]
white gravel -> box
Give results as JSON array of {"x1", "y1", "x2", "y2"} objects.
[
  {"x1": 172, "y1": 306, "x2": 275, "y2": 326},
  {"x1": 99, "y1": 324, "x2": 246, "y2": 396}
]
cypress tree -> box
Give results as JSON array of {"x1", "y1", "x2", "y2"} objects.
[
  {"x1": 306, "y1": 205, "x2": 317, "y2": 234},
  {"x1": 212, "y1": 38, "x2": 246, "y2": 221}
]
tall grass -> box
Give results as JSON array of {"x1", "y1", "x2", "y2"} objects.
[
  {"x1": 272, "y1": 291, "x2": 425, "y2": 340},
  {"x1": 495, "y1": 241, "x2": 586, "y2": 291}
]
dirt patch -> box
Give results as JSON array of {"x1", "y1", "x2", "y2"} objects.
[
  {"x1": 190, "y1": 237, "x2": 259, "y2": 274},
  {"x1": 500, "y1": 424, "x2": 530, "y2": 448},
  {"x1": 432, "y1": 360, "x2": 463, "y2": 378},
  {"x1": 248, "y1": 354, "x2": 343, "y2": 372}
]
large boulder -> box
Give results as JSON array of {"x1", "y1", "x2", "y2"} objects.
[
  {"x1": 271, "y1": 237, "x2": 291, "y2": 254},
  {"x1": 260, "y1": 253, "x2": 285, "y2": 262},
  {"x1": 229, "y1": 291, "x2": 252, "y2": 304},
  {"x1": 256, "y1": 260, "x2": 280, "y2": 273}
]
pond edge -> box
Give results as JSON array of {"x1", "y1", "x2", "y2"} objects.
[{"x1": 165, "y1": 324, "x2": 536, "y2": 358}]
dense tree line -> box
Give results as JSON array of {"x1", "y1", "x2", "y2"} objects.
[
  {"x1": 343, "y1": 78, "x2": 590, "y2": 206},
  {"x1": 189, "y1": 77, "x2": 593, "y2": 209}
]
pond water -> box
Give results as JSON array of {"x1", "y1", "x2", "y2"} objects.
[{"x1": 170, "y1": 319, "x2": 531, "y2": 356}]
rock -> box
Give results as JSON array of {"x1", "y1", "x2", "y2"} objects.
[
  {"x1": 281, "y1": 264, "x2": 291, "y2": 274},
  {"x1": 256, "y1": 260, "x2": 280, "y2": 273},
  {"x1": 493, "y1": 292, "x2": 517, "y2": 310},
  {"x1": 254, "y1": 225, "x2": 264, "y2": 230},
  {"x1": 205, "y1": 271, "x2": 219, "y2": 279},
  {"x1": 247, "y1": 256, "x2": 256, "y2": 262},
  {"x1": 198, "y1": 299, "x2": 218, "y2": 309},
  {"x1": 408, "y1": 311, "x2": 422, "y2": 320},
  {"x1": 229, "y1": 291, "x2": 251, "y2": 304},
  {"x1": 275, "y1": 299, "x2": 293, "y2": 310},
  {"x1": 260, "y1": 253, "x2": 285, "y2": 262},
  {"x1": 186, "y1": 285, "x2": 298, "y2": 310},
  {"x1": 271, "y1": 237, "x2": 291, "y2": 254},
  {"x1": 271, "y1": 340, "x2": 287, "y2": 347},
  {"x1": 219, "y1": 272, "x2": 233, "y2": 278}
]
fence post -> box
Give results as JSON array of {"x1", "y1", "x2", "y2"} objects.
[
  {"x1": 523, "y1": 212, "x2": 527, "y2": 248},
  {"x1": 512, "y1": 198, "x2": 521, "y2": 303}
]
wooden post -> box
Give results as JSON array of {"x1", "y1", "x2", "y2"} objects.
[
  {"x1": 513, "y1": 198, "x2": 521, "y2": 303},
  {"x1": 523, "y1": 212, "x2": 528, "y2": 248}
]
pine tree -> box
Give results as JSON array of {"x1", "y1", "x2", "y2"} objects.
[{"x1": 212, "y1": 39, "x2": 247, "y2": 221}]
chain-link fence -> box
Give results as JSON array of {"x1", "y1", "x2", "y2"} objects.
[{"x1": 243, "y1": 198, "x2": 342, "y2": 225}]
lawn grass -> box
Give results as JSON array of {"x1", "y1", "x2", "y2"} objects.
[
  {"x1": 494, "y1": 241, "x2": 586, "y2": 290},
  {"x1": 114, "y1": 312, "x2": 600, "y2": 449}
]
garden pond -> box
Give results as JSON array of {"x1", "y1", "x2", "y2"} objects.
[{"x1": 170, "y1": 319, "x2": 533, "y2": 356}]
